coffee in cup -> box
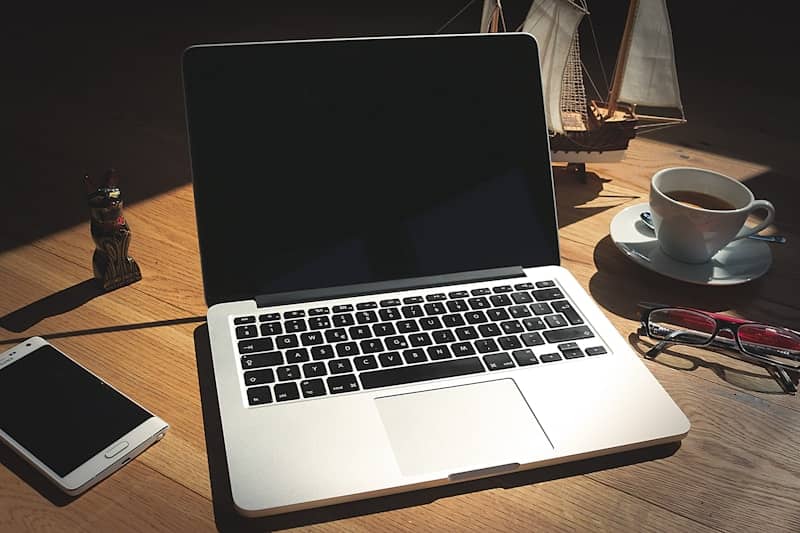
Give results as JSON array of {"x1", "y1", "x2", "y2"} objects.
[{"x1": 649, "y1": 167, "x2": 775, "y2": 263}]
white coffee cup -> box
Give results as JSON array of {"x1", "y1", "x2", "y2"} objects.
[{"x1": 649, "y1": 167, "x2": 776, "y2": 263}]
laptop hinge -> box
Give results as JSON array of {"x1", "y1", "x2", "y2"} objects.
[{"x1": 254, "y1": 266, "x2": 526, "y2": 308}]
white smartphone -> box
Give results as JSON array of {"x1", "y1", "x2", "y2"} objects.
[{"x1": 0, "y1": 336, "x2": 169, "y2": 495}]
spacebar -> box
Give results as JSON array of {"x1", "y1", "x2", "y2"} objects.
[{"x1": 359, "y1": 358, "x2": 485, "y2": 389}]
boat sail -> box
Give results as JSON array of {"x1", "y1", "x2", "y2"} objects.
[{"x1": 479, "y1": 0, "x2": 686, "y2": 162}]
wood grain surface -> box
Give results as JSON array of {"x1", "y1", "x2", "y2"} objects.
[{"x1": 1, "y1": 137, "x2": 799, "y2": 532}]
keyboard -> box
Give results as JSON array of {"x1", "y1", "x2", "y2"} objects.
[{"x1": 230, "y1": 279, "x2": 608, "y2": 406}]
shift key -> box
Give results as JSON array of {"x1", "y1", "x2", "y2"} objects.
[{"x1": 543, "y1": 326, "x2": 594, "y2": 343}]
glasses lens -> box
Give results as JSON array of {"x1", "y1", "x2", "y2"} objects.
[
  {"x1": 739, "y1": 324, "x2": 800, "y2": 369},
  {"x1": 648, "y1": 308, "x2": 716, "y2": 346}
]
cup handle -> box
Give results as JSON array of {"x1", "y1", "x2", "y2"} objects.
[{"x1": 733, "y1": 200, "x2": 775, "y2": 241}]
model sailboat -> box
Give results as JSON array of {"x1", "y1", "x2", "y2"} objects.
[{"x1": 480, "y1": 0, "x2": 686, "y2": 163}]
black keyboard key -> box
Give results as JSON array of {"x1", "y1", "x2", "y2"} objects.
[
  {"x1": 285, "y1": 319, "x2": 307, "y2": 333},
  {"x1": 329, "y1": 358, "x2": 353, "y2": 374},
  {"x1": 379, "y1": 308, "x2": 402, "y2": 321},
  {"x1": 397, "y1": 319, "x2": 420, "y2": 333},
  {"x1": 235, "y1": 325, "x2": 258, "y2": 339},
  {"x1": 543, "y1": 326, "x2": 594, "y2": 343},
  {"x1": 356, "y1": 302, "x2": 377, "y2": 310},
  {"x1": 500, "y1": 320, "x2": 524, "y2": 334},
  {"x1": 277, "y1": 365, "x2": 301, "y2": 381},
  {"x1": 333, "y1": 304, "x2": 354, "y2": 313},
  {"x1": 301, "y1": 332, "x2": 324, "y2": 346},
  {"x1": 539, "y1": 353, "x2": 562, "y2": 363},
  {"x1": 241, "y1": 352, "x2": 283, "y2": 370},
  {"x1": 420, "y1": 316, "x2": 443, "y2": 330},
  {"x1": 309, "y1": 307, "x2": 330, "y2": 316},
  {"x1": 465, "y1": 311, "x2": 488, "y2": 324},
  {"x1": 247, "y1": 386, "x2": 272, "y2": 406},
  {"x1": 300, "y1": 378, "x2": 326, "y2": 398},
  {"x1": 244, "y1": 368, "x2": 275, "y2": 386},
  {"x1": 514, "y1": 282, "x2": 535, "y2": 290},
  {"x1": 424, "y1": 302, "x2": 446, "y2": 315},
  {"x1": 403, "y1": 348, "x2": 428, "y2": 364},
  {"x1": 484, "y1": 353, "x2": 515, "y2": 371},
  {"x1": 521, "y1": 332, "x2": 545, "y2": 346},
  {"x1": 401, "y1": 305, "x2": 424, "y2": 318},
  {"x1": 471, "y1": 288, "x2": 490, "y2": 296},
  {"x1": 403, "y1": 296, "x2": 424, "y2": 304},
  {"x1": 468, "y1": 297, "x2": 490, "y2": 310},
  {"x1": 558, "y1": 342, "x2": 580, "y2": 351},
  {"x1": 325, "y1": 328, "x2": 348, "y2": 343},
  {"x1": 311, "y1": 345, "x2": 335, "y2": 360},
  {"x1": 452, "y1": 342, "x2": 476, "y2": 357},
  {"x1": 586, "y1": 346, "x2": 607, "y2": 356},
  {"x1": 512, "y1": 349, "x2": 539, "y2": 366},
  {"x1": 475, "y1": 339, "x2": 499, "y2": 353},
  {"x1": 373, "y1": 322, "x2": 397, "y2": 336},
  {"x1": 327, "y1": 374, "x2": 360, "y2": 394},
  {"x1": 427, "y1": 345, "x2": 452, "y2": 360},
  {"x1": 455, "y1": 326, "x2": 479, "y2": 340},
  {"x1": 446, "y1": 300, "x2": 469, "y2": 313},
  {"x1": 426, "y1": 293, "x2": 446, "y2": 301},
  {"x1": 443, "y1": 314, "x2": 466, "y2": 327},
  {"x1": 274, "y1": 382, "x2": 300, "y2": 402},
  {"x1": 261, "y1": 322, "x2": 282, "y2": 336},
  {"x1": 238, "y1": 338, "x2": 274, "y2": 354},
  {"x1": 492, "y1": 285, "x2": 513, "y2": 293},
  {"x1": 349, "y1": 325, "x2": 372, "y2": 339},
  {"x1": 354, "y1": 355, "x2": 379, "y2": 370},
  {"x1": 234, "y1": 316, "x2": 255, "y2": 325},
  {"x1": 286, "y1": 348, "x2": 310, "y2": 363},
  {"x1": 360, "y1": 338, "x2": 385, "y2": 353},
  {"x1": 432, "y1": 329, "x2": 456, "y2": 344},
  {"x1": 545, "y1": 314, "x2": 569, "y2": 328},
  {"x1": 285, "y1": 310, "x2": 305, "y2": 319},
  {"x1": 378, "y1": 352, "x2": 403, "y2": 367},
  {"x1": 385, "y1": 335, "x2": 409, "y2": 350},
  {"x1": 448, "y1": 290, "x2": 469, "y2": 299},
  {"x1": 360, "y1": 357, "x2": 485, "y2": 389},
  {"x1": 333, "y1": 313, "x2": 356, "y2": 327},
  {"x1": 490, "y1": 294, "x2": 513, "y2": 307},
  {"x1": 499, "y1": 336, "x2": 523, "y2": 350},
  {"x1": 530, "y1": 303, "x2": 552, "y2": 316},
  {"x1": 409, "y1": 333, "x2": 433, "y2": 347},
  {"x1": 478, "y1": 323, "x2": 502, "y2": 337},
  {"x1": 533, "y1": 288, "x2": 564, "y2": 301},
  {"x1": 356, "y1": 311, "x2": 378, "y2": 324},
  {"x1": 509, "y1": 305, "x2": 532, "y2": 318},
  {"x1": 562, "y1": 348, "x2": 585, "y2": 359},
  {"x1": 523, "y1": 317, "x2": 547, "y2": 331},
  {"x1": 536, "y1": 280, "x2": 556, "y2": 288},
  {"x1": 309, "y1": 316, "x2": 331, "y2": 330},
  {"x1": 380, "y1": 298, "x2": 401, "y2": 307},
  {"x1": 276, "y1": 334, "x2": 299, "y2": 349},
  {"x1": 302, "y1": 362, "x2": 327, "y2": 378},
  {"x1": 336, "y1": 342, "x2": 360, "y2": 357},
  {"x1": 259, "y1": 313, "x2": 280, "y2": 322},
  {"x1": 511, "y1": 292, "x2": 533, "y2": 304},
  {"x1": 551, "y1": 300, "x2": 584, "y2": 325},
  {"x1": 487, "y1": 308, "x2": 510, "y2": 322}
]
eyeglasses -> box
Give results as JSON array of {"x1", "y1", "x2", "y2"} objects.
[{"x1": 638, "y1": 303, "x2": 800, "y2": 392}]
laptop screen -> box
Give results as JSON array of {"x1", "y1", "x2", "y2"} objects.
[{"x1": 183, "y1": 34, "x2": 559, "y2": 306}]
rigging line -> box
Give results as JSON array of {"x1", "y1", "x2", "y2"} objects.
[
  {"x1": 585, "y1": 0, "x2": 610, "y2": 92},
  {"x1": 499, "y1": 1, "x2": 508, "y2": 32},
  {"x1": 436, "y1": 0, "x2": 479, "y2": 34},
  {"x1": 581, "y1": 61, "x2": 603, "y2": 100}
]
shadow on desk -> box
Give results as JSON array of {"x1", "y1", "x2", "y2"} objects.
[
  {"x1": 0, "y1": 442, "x2": 75, "y2": 507},
  {"x1": 193, "y1": 325, "x2": 681, "y2": 533},
  {"x1": 0, "y1": 279, "x2": 105, "y2": 333}
]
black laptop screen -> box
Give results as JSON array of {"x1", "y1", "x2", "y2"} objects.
[{"x1": 183, "y1": 34, "x2": 559, "y2": 305}]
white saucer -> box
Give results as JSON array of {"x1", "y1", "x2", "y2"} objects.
[{"x1": 609, "y1": 202, "x2": 772, "y2": 285}]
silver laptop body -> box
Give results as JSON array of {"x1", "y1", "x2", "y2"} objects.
[{"x1": 183, "y1": 33, "x2": 689, "y2": 517}]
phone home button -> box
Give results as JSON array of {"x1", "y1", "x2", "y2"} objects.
[{"x1": 104, "y1": 441, "x2": 130, "y2": 459}]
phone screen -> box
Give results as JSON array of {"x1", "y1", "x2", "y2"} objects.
[{"x1": 0, "y1": 345, "x2": 151, "y2": 477}]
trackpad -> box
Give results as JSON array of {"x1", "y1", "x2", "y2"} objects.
[{"x1": 375, "y1": 379, "x2": 552, "y2": 477}]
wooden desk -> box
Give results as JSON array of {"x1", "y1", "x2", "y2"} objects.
[{"x1": 1, "y1": 138, "x2": 798, "y2": 532}]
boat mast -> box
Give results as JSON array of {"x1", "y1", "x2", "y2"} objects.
[{"x1": 606, "y1": 0, "x2": 639, "y2": 117}]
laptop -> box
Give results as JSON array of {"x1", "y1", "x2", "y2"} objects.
[{"x1": 182, "y1": 33, "x2": 689, "y2": 517}]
